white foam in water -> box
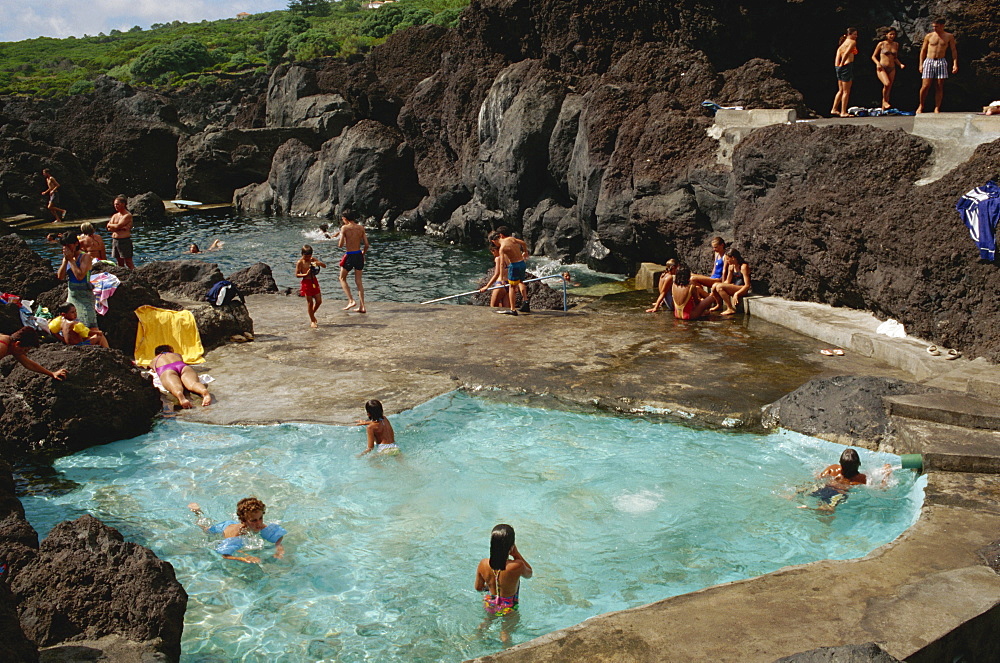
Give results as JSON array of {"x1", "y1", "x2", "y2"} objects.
[
  {"x1": 19, "y1": 393, "x2": 925, "y2": 662},
  {"x1": 302, "y1": 229, "x2": 335, "y2": 242},
  {"x1": 613, "y1": 489, "x2": 665, "y2": 514}
]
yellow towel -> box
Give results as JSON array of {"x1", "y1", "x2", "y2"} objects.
[{"x1": 134, "y1": 305, "x2": 205, "y2": 367}]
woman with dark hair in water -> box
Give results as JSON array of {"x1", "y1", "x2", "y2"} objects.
[
  {"x1": 832, "y1": 27, "x2": 859, "y2": 117},
  {"x1": 671, "y1": 265, "x2": 717, "y2": 320},
  {"x1": 475, "y1": 523, "x2": 533, "y2": 643},
  {"x1": 357, "y1": 399, "x2": 399, "y2": 456}
]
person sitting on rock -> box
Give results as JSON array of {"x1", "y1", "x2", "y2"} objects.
[
  {"x1": 190, "y1": 497, "x2": 286, "y2": 564},
  {"x1": 49, "y1": 303, "x2": 109, "y2": 348},
  {"x1": 0, "y1": 326, "x2": 67, "y2": 380},
  {"x1": 151, "y1": 344, "x2": 212, "y2": 408},
  {"x1": 671, "y1": 265, "x2": 717, "y2": 320},
  {"x1": 710, "y1": 249, "x2": 752, "y2": 316},
  {"x1": 646, "y1": 259, "x2": 679, "y2": 313}
]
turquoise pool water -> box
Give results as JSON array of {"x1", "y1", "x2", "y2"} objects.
[
  {"x1": 19, "y1": 392, "x2": 925, "y2": 662},
  {"x1": 20, "y1": 213, "x2": 620, "y2": 304}
]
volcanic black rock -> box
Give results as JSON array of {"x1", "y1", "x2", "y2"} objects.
[
  {"x1": 0, "y1": 344, "x2": 160, "y2": 458},
  {"x1": 12, "y1": 514, "x2": 187, "y2": 661}
]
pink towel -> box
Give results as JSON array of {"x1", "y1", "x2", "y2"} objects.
[{"x1": 90, "y1": 272, "x2": 120, "y2": 315}]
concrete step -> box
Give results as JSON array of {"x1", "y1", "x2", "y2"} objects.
[
  {"x1": 889, "y1": 416, "x2": 1000, "y2": 474},
  {"x1": 883, "y1": 393, "x2": 1000, "y2": 431}
]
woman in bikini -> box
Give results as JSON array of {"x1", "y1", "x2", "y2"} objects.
[
  {"x1": 671, "y1": 265, "x2": 717, "y2": 320},
  {"x1": 832, "y1": 27, "x2": 859, "y2": 117},
  {"x1": 357, "y1": 399, "x2": 399, "y2": 456},
  {"x1": 0, "y1": 326, "x2": 67, "y2": 380},
  {"x1": 475, "y1": 523, "x2": 533, "y2": 644},
  {"x1": 872, "y1": 27, "x2": 905, "y2": 109},
  {"x1": 710, "y1": 249, "x2": 752, "y2": 316},
  {"x1": 151, "y1": 344, "x2": 212, "y2": 408}
]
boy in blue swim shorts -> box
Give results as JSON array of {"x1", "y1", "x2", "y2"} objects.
[{"x1": 494, "y1": 227, "x2": 530, "y2": 315}]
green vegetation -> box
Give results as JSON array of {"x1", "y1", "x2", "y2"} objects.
[{"x1": 0, "y1": 0, "x2": 467, "y2": 98}]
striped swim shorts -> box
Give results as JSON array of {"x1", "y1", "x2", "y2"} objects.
[{"x1": 921, "y1": 58, "x2": 949, "y2": 79}]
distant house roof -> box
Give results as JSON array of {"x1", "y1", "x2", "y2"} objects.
[
  {"x1": 236, "y1": 12, "x2": 251, "y2": 19},
  {"x1": 364, "y1": 1, "x2": 394, "y2": 7}
]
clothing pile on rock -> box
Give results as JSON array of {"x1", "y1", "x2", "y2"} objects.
[
  {"x1": 957, "y1": 181, "x2": 1000, "y2": 261},
  {"x1": 845, "y1": 107, "x2": 914, "y2": 117}
]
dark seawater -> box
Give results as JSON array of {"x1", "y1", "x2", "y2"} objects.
[{"x1": 19, "y1": 212, "x2": 619, "y2": 303}]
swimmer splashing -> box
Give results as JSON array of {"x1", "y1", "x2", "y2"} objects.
[{"x1": 190, "y1": 497, "x2": 286, "y2": 564}]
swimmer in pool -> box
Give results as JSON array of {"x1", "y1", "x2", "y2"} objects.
[
  {"x1": 357, "y1": 399, "x2": 399, "y2": 456},
  {"x1": 475, "y1": 523, "x2": 533, "y2": 644},
  {"x1": 807, "y1": 448, "x2": 869, "y2": 512},
  {"x1": 189, "y1": 497, "x2": 286, "y2": 564}
]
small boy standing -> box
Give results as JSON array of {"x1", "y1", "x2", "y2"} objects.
[
  {"x1": 495, "y1": 226, "x2": 530, "y2": 315},
  {"x1": 295, "y1": 245, "x2": 326, "y2": 328}
]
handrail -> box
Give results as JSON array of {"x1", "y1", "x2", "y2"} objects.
[{"x1": 420, "y1": 273, "x2": 569, "y2": 311}]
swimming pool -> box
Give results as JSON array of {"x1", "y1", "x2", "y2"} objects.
[{"x1": 19, "y1": 392, "x2": 925, "y2": 662}]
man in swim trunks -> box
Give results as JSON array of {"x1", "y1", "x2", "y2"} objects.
[
  {"x1": 337, "y1": 209, "x2": 370, "y2": 313},
  {"x1": 917, "y1": 19, "x2": 958, "y2": 114},
  {"x1": 296, "y1": 244, "x2": 326, "y2": 328},
  {"x1": 494, "y1": 226, "x2": 530, "y2": 315},
  {"x1": 106, "y1": 194, "x2": 135, "y2": 269},
  {"x1": 41, "y1": 169, "x2": 67, "y2": 222}
]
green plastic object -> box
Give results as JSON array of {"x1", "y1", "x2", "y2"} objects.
[{"x1": 900, "y1": 454, "x2": 923, "y2": 471}]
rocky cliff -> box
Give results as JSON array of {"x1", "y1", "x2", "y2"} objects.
[
  {"x1": 2, "y1": 0, "x2": 999, "y2": 356},
  {"x1": 0, "y1": 462, "x2": 187, "y2": 661}
]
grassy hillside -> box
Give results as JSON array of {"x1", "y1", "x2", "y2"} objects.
[{"x1": 0, "y1": 0, "x2": 467, "y2": 97}]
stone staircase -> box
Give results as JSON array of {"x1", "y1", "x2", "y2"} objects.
[{"x1": 886, "y1": 392, "x2": 1000, "y2": 474}]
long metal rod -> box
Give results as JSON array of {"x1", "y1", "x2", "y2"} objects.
[{"x1": 420, "y1": 274, "x2": 570, "y2": 311}]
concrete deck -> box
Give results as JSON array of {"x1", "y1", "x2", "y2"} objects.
[
  {"x1": 709, "y1": 110, "x2": 1000, "y2": 184},
  {"x1": 183, "y1": 292, "x2": 1000, "y2": 663}
]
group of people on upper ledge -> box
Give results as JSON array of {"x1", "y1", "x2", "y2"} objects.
[
  {"x1": 831, "y1": 19, "x2": 962, "y2": 118},
  {"x1": 645, "y1": 237, "x2": 752, "y2": 320}
]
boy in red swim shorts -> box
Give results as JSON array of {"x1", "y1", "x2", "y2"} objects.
[{"x1": 295, "y1": 245, "x2": 326, "y2": 328}]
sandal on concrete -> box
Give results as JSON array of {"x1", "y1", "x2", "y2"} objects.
[
  {"x1": 926, "y1": 345, "x2": 940, "y2": 356},
  {"x1": 820, "y1": 349, "x2": 835, "y2": 356},
  {"x1": 832, "y1": 349, "x2": 845, "y2": 356},
  {"x1": 946, "y1": 349, "x2": 962, "y2": 360}
]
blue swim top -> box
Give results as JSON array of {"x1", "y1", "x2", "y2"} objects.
[{"x1": 208, "y1": 521, "x2": 287, "y2": 556}]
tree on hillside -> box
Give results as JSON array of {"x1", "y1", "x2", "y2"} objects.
[
  {"x1": 130, "y1": 38, "x2": 214, "y2": 82},
  {"x1": 289, "y1": 28, "x2": 340, "y2": 60},
  {"x1": 359, "y1": 4, "x2": 436, "y2": 39},
  {"x1": 288, "y1": 0, "x2": 330, "y2": 17},
  {"x1": 264, "y1": 15, "x2": 310, "y2": 66}
]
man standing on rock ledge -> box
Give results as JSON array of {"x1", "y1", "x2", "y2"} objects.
[
  {"x1": 338, "y1": 209, "x2": 369, "y2": 313},
  {"x1": 916, "y1": 19, "x2": 958, "y2": 114},
  {"x1": 106, "y1": 194, "x2": 135, "y2": 269}
]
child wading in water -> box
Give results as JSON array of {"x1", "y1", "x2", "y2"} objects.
[
  {"x1": 296, "y1": 245, "x2": 326, "y2": 328},
  {"x1": 189, "y1": 497, "x2": 287, "y2": 564},
  {"x1": 357, "y1": 399, "x2": 399, "y2": 456}
]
